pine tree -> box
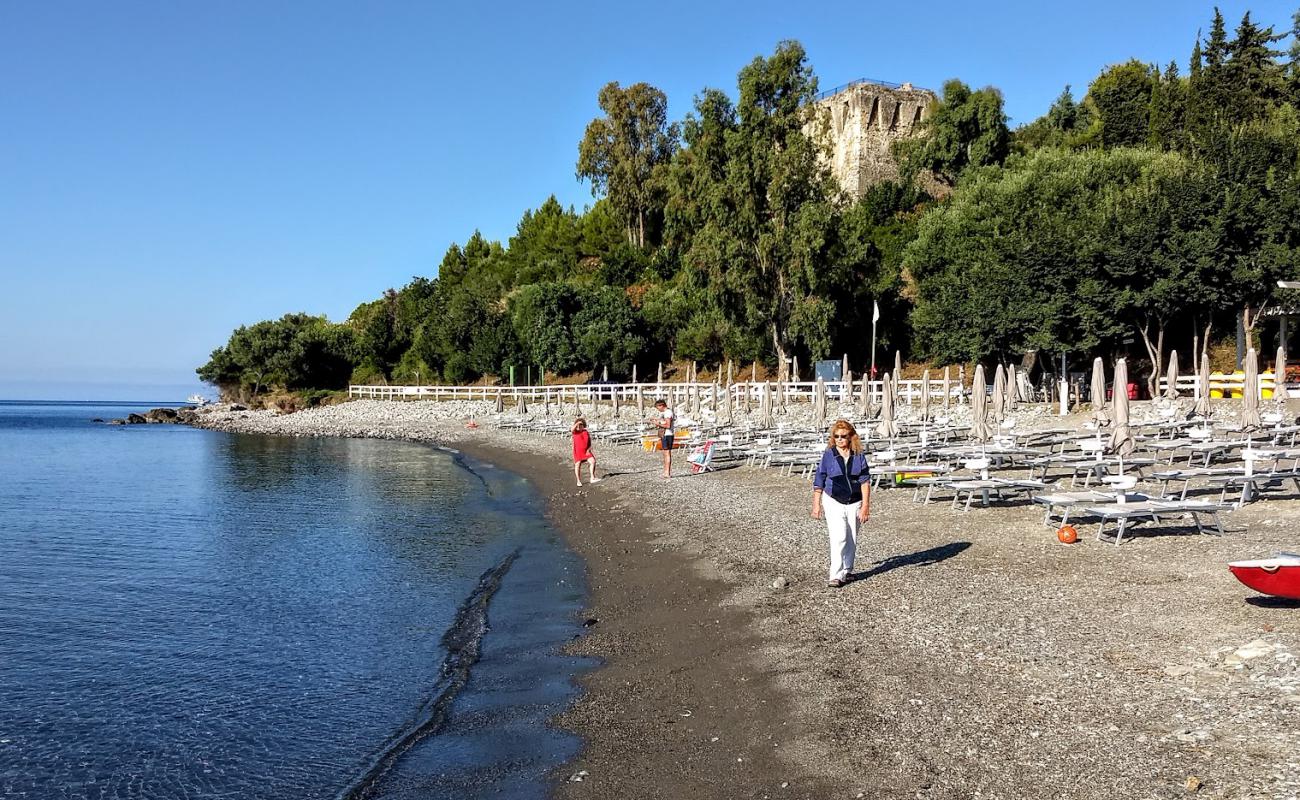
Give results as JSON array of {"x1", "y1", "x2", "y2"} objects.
[
  {"x1": 1226, "y1": 11, "x2": 1285, "y2": 120},
  {"x1": 1148, "y1": 61, "x2": 1186, "y2": 150}
]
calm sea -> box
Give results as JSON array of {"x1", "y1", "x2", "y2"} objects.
[{"x1": 0, "y1": 400, "x2": 590, "y2": 799}]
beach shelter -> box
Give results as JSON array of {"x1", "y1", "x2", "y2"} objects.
[
  {"x1": 813, "y1": 378, "x2": 827, "y2": 425},
  {"x1": 1243, "y1": 347, "x2": 1262, "y2": 429},
  {"x1": 495, "y1": 389, "x2": 504, "y2": 414},
  {"x1": 1165, "y1": 351, "x2": 1180, "y2": 401},
  {"x1": 971, "y1": 365, "x2": 992, "y2": 442},
  {"x1": 1277, "y1": 345, "x2": 1288, "y2": 401},
  {"x1": 991, "y1": 364, "x2": 1007, "y2": 424},
  {"x1": 1109, "y1": 358, "x2": 1135, "y2": 460},
  {"x1": 760, "y1": 382, "x2": 773, "y2": 428},
  {"x1": 1091, "y1": 357, "x2": 1109, "y2": 424},
  {"x1": 515, "y1": 394, "x2": 528, "y2": 415},
  {"x1": 942, "y1": 366, "x2": 952, "y2": 411},
  {"x1": 877, "y1": 372, "x2": 899, "y2": 440},
  {"x1": 920, "y1": 369, "x2": 931, "y2": 422},
  {"x1": 1195, "y1": 351, "x2": 1212, "y2": 417}
]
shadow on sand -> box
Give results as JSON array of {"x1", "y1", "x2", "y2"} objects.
[
  {"x1": 851, "y1": 541, "x2": 972, "y2": 583},
  {"x1": 1244, "y1": 595, "x2": 1300, "y2": 609}
]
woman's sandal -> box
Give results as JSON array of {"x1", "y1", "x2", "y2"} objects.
[{"x1": 827, "y1": 579, "x2": 844, "y2": 589}]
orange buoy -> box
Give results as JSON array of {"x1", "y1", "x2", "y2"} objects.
[{"x1": 1057, "y1": 524, "x2": 1078, "y2": 544}]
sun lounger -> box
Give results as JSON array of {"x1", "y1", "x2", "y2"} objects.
[
  {"x1": 1030, "y1": 490, "x2": 1152, "y2": 527},
  {"x1": 948, "y1": 478, "x2": 1047, "y2": 512},
  {"x1": 1083, "y1": 500, "x2": 1229, "y2": 546}
]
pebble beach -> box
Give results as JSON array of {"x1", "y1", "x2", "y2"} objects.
[{"x1": 192, "y1": 398, "x2": 1300, "y2": 799}]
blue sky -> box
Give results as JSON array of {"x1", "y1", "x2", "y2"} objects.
[{"x1": 1, "y1": 0, "x2": 1294, "y2": 400}]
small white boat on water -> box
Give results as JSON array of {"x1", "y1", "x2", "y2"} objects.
[{"x1": 187, "y1": 394, "x2": 210, "y2": 406}]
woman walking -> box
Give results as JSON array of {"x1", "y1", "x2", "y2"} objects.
[
  {"x1": 572, "y1": 417, "x2": 600, "y2": 486},
  {"x1": 811, "y1": 419, "x2": 871, "y2": 588}
]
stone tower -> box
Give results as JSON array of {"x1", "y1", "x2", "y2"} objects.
[{"x1": 814, "y1": 80, "x2": 936, "y2": 197}]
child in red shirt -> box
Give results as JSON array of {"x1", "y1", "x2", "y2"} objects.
[{"x1": 572, "y1": 417, "x2": 600, "y2": 486}]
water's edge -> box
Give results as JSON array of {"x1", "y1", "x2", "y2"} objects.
[{"x1": 336, "y1": 549, "x2": 521, "y2": 800}]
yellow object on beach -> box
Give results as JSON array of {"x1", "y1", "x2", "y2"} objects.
[
  {"x1": 1262, "y1": 371, "x2": 1275, "y2": 399},
  {"x1": 1209, "y1": 371, "x2": 1225, "y2": 399}
]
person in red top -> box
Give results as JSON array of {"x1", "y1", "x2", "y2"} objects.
[{"x1": 572, "y1": 417, "x2": 601, "y2": 487}]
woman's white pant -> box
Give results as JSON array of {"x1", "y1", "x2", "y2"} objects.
[{"x1": 822, "y1": 494, "x2": 860, "y2": 581}]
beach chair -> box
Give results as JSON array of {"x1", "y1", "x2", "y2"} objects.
[{"x1": 687, "y1": 440, "x2": 717, "y2": 474}]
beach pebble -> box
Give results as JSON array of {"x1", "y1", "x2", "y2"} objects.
[
  {"x1": 1184, "y1": 775, "x2": 1203, "y2": 792},
  {"x1": 568, "y1": 770, "x2": 589, "y2": 782},
  {"x1": 771, "y1": 576, "x2": 788, "y2": 590}
]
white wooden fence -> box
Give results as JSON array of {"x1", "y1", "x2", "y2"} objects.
[{"x1": 349, "y1": 380, "x2": 969, "y2": 406}]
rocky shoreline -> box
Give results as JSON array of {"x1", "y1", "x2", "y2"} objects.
[{"x1": 182, "y1": 398, "x2": 1299, "y2": 799}]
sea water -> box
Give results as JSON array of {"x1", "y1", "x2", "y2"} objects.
[{"x1": 0, "y1": 401, "x2": 589, "y2": 799}]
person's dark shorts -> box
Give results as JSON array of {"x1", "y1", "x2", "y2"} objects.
[{"x1": 661, "y1": 435, "x2": 674, "y2": 451}]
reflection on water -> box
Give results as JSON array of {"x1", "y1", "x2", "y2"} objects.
[{"x1": 0, "y1": 404, "x2": 587, "y2": 799}]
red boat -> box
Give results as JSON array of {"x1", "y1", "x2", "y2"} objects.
[{"x1": 1229, "y1": 553, "x2": 1300, "y2": 599}]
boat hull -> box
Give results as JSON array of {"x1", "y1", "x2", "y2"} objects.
[{"x1": 1229, "y1": 560, "x2": 1300, "y2": 599}]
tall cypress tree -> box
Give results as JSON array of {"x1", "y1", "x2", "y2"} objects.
[{"x1": 1148, "y1": 61, "x2": 1186, "y2": 150}]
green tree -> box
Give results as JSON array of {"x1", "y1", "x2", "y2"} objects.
[
  {"x1": 1148, "y1": 62, "x2": 1186, "y2": 150},
  {"x1": 897, "y1": 79, "x2": 1010, "y2": 186},
  {"x1": 577, "y1": 82, "x2": 679, "y2": 248},
  {"x1": 509, "y1": 282, "x2": 582, "y2": 373},
  {"x1": 1087, "y1": 60, "x2": 1157, "y2": 148}
]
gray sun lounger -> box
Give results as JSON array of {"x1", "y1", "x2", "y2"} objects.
[{"x1": 1082, "y1": 500, "x2": 1229, "y2": 546}]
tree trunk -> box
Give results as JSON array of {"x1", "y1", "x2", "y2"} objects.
[
  {"x1": 1137, "y1": 317, "x2": 1166, "y2": 398},
  {"x1": 637, "y1": 210, "x2": 646, "y2": 249},
  {"x1": 771, "y1": 323, "x2": 788, "y2": 382}
]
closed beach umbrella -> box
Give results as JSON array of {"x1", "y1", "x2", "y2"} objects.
[
  {"x1": 515, "y1": 394, "x2": 527, "y2": 415},
  {"x1": 943, "y1": 366, "x2": 952, "y2": 411},
  {"x1": 612, "y1": 384, "x2": 621, "y2": 417},
  {"x1": 877, "y1": 372, "x2": 899, "y2": 440},
  {"x1": 992, "y1": 364, "x2": 1007, "y2": 424},
  {"x1": 1109, "y1": 358, "x2": 1135, "y2": 460},
  {"x1": 792, "y1": 355, "x2": 799, "y2": 383},
  {"x1": 751, "y1": 362, "x2": 757, "y2": 383},
  {"x1": 1243, "y1": 347, "x2": 1262, "y2": 429},
  {"x1": 813, "y1": 378, "x2": 827, "y2": 425},
  {"x1": 690, "y1": 384, "x2": 701, "y2": 416},
  {"x1": 727, "y1": 360, "x2": 734, "y2": 387},
  {"x1": 1195, "y1": 351, "x2": 1212, "y2": 417},
  {"x1": 657, "y1": 363, "x2": 663, "y2": 384},
  {"x1": 760, "y1": 382, "x2": 773, "y2": 428},
  {"x1": 842, "y1": 354, "x2": 849, "y2": 381},
  {"x1": 636, "y1": 384, "x2": 645, "y2": 416},
  {"x1": 1277, "y1": 345, "x2": 1288, "y2": 401},
  {"x1": 859, "y1": 373, "x2": 872, "y2": 417},
  {"x1": 741, "y1": 381, "x2": 750, "y2": 413},
  {"x1": 543, "y1": 389, "x2": 551, "y2": 417},
  {"x1": 843, "y1": 370, "x2": 853, "y2": 409},
  {"x1": 722, "y1": 380, "x2": 733, "y2": 423},
  {"x1": 958, "y1": 365, "x2": 966, "y2": 404},
  {"x1": 1165, "y1": 350, "x2": 1180, "y2": 401},
  {"x1": 894, "y1": 351, "x2": 902, "y2": 383},
  {"x1": 1005, "y1": 365, "x2": 1018, "y2": 411},
  {"x1": 602, "y1": 365, "x2": 609, "y2": 382},
  {"x1": 775, "y1": 375, "x2": 785, "y2": 410},
  {"x1": 971, "y1": 365, "x2": 992, "y2": 442},
  {"x1": 920, "y1": 369, "x2": 931, "y2": 422},
  {"x1": 632, "y1": 364, "x2": 638, "y2": 384},
  {"x1": 1091, "y1": 357, "x2": 1109, "y2": 424},
  {"x1": 496, "y1": 389, "x2": 504, "y2": 414}
]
